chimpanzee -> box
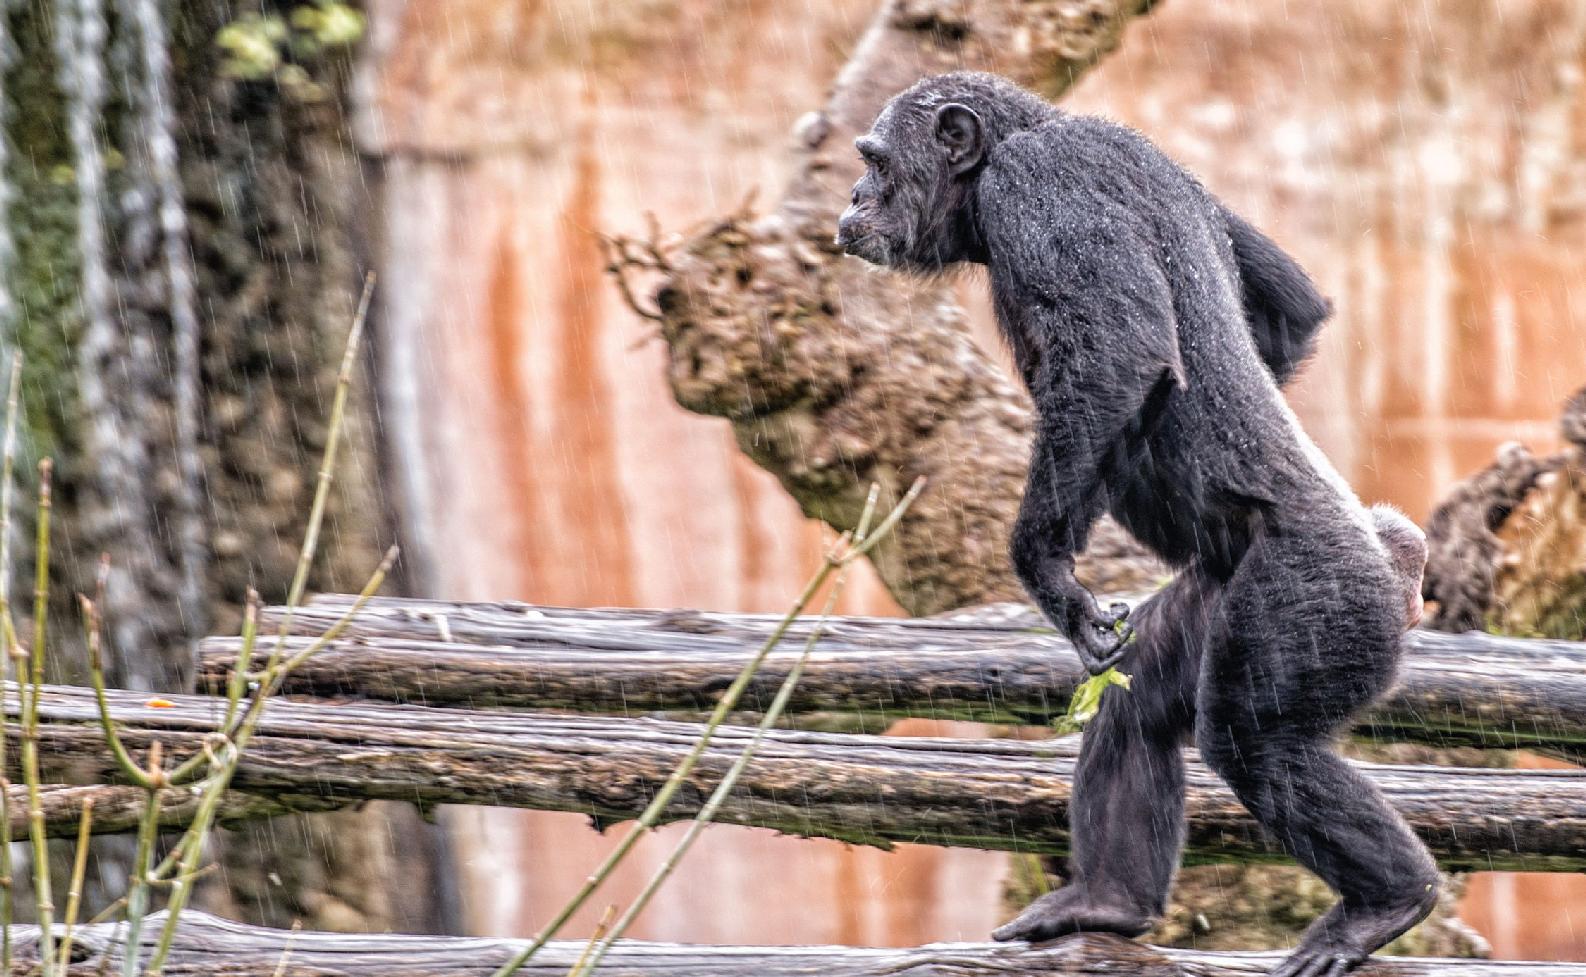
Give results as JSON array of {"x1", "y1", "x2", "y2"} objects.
[{"x1": 834, "y1": 71, "x2": 1439, "y2": 977}]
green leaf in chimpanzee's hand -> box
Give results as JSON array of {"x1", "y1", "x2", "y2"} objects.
[{"x1": 1052, "y1": 667, "x2": 1131, "y2": 735}]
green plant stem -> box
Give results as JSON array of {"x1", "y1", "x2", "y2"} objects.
[
  {"x1": 220, "y1": 594, "x2": 259, "y2": 729},
  {"x1": 81, "y1": 597, "x2": 156, "y2": 790},
  {"x1": 141, "y1": 752, "x2": 228, "y2": 977},
  {"x1": 233, "y1": 548, "x2": 396, "y2": 752},
  {"x1": 143, "y1": 550, "x2": 396, "y2": 974},
  {"x1": 85, "y1": 897, "x2": 128, "y2": 928},
  {"x1": 0, "y1": 350, "x2": 21, "y2": 976},
  {"x1": 272, "y1": 546, "x2": 399, "y2": 679},
  {"x1": 492, "y1": 479, "x2": 922, "y2": 977},
  {"x1": 570, "y1": 488, "x2": 883, "y2": 977},
  {"x1": 125, "y1": 590, "x2": 255, "y2": 888},
  {"x1": 22, "y1": 459, "x2": 53, "y2": 971},
  {"x1": 56, "y1": 796, "x2": 93, "y2": 977},
  {"x1": 563, "y1": 906, "x2": 615, "y2": 977},
  {"x1": 146, "y1": 560, "x2": 388, "y2": 889},
  {"x1": 163, "y1": 595, "x2": 257, "y2": 787},
  {"x1": 30, "y1": 459, "x2": 49, "y2": 691},
  {"x1": 486, "y1": 562, "x2": 837, "y2": 977},
  {"x1": 120, "y1": 786, "x2": 162, "y2": 976}
]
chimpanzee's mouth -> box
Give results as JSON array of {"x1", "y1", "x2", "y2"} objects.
[
  {"x1": 838, "y1": 232, "x2": 870, "y2": 254},
  {"x1": 838, "y1": 232, "x2": 891, "y2": 265}
]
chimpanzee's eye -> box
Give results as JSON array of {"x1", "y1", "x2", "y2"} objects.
[{"x1": 859, "y1": 145, "x2": 887, "y2": 178}]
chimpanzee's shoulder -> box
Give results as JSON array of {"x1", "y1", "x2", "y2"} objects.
[{"x1": 988, "y1": 115, "x2": 1162, "y2": 178}]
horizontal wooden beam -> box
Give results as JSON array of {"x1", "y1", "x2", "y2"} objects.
[
  {"x1": 0, "y1": 783, "x2": 341, "y2": 839},
  {"x1": 13, "y1": 681, "x2": 1586, "y2": 870},
  {"x1": 195, "y1": 596, "x2": 1586, "y2": 761},
  {"x1": 10, "y1": 910, "x2": 1585, "y2": 976}
]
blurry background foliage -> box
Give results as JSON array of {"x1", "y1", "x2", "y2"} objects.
[{"x1": 217, "y1": 1, "x2": 366, "y2": 97}]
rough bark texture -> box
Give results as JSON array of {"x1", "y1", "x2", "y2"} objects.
[
  {"x1": 0, "y1": 784, "x2": 339, "y2": 838},
  {"x1": 15, "y1": 682, "x2": 1586, "y2": 871},
  {"x1": 2, "y1": 0, "x2": 445, "y2": 934},
  {"x1": 1424, "y1": 445, "x2": 1558, "y2": 634},
  {"x1": 1487, "y1": 389, "x2": 1586, "y2": 638},
  {"x1": 9, "y1": 911, "x2": 1579, "y2": 977},
  {"x1": 199, "y1": 596, "x2": 1586, "y2": 763},
  {"x1": 1494, "y1": 462, "x2": 1586, "y2": 638},
  {"x1": 621, "y1": 0, "x2": 1165, "y2": 617},
  {"x1": 1425, "y1": 387, "x2": 1586, "y2": 636}
]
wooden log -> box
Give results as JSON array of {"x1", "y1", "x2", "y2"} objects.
[
  {"x1": 11, "y1": 910, "x2": 1586, "y2": 976},
  {"x1": 0, "y1": 783, "x2": 342, "y2": 838},
  {"x1": 13, "y1": 681, "x2": 1586, "y2": 870},
  {"x1": 195, "y1": 596, "x2": 1586, "y2": 761}
]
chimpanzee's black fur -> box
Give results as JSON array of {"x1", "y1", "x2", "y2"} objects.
[{"x1": 835, "y1": 72, "x2": 1439, "y2": 977}]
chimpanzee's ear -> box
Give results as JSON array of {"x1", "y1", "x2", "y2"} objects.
[{"x1": 934, "y1": 103, "x2": 985, "y2": 176}]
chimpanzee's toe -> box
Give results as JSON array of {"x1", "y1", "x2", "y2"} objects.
[
  {"x1": 1269, "y1": 948, "x2": 1366, "y2": 977},
  {"x1": 992, "y1": 888, "x2": 1151, "y2": 943}
]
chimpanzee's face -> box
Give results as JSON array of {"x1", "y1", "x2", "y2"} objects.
[{"x1": 834, "y1": 99, "x2": 986, "y2": 273}]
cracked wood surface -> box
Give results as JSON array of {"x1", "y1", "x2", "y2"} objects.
[
  {"x1": 8, "y1": 910, "x2": 1586, "y2": 976},
  {"x1": 0, "y1": 783, "x2": 338, "y2": 839},
  {"x1": 11, "y1": 677, "x2": 1586, "y2": 870},
  {"x1": 193, "y1": 595, "x2": 1586, "y2": 762}
]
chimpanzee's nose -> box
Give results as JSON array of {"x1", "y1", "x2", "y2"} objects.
[{"x1": 835, "y1": 206, "x2": 860, "y2": 248}]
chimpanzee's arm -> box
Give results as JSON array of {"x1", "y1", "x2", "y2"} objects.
[{"x1": 982, "y1": 165, "x2": 1184, "y2": 669}]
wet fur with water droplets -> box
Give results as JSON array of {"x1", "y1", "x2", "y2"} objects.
[{"x1": 835, "y1": 71, "x2": 1439, "y2": 977}]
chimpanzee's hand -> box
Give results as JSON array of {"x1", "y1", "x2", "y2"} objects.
[{"x1": 1057, "y1": 581, "x2": 1132, "y2": 675}]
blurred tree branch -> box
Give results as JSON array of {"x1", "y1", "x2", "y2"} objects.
[{"x1": 609, "y1": 0, "x2": 1166, "y2": 616}]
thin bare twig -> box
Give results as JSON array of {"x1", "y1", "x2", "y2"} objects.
[
  {"x1": 569, "y1": 487, "x2": 886, "y2": 977},
  {"x1": 564, "y1": 905, "x2": 616, "y2": 977},
  {"x1": 268, "y1": 921, "x2": 303, "y2": 977},
  {"x1": 142, "y1": 282, "x2": 388, "y2": 976},
  {"x1": 493, "y1": 480, "x2": 924, "y2": 977},
  {"x1": 276, "y1": 271, "x2": 375, "y2": 637},
  {"x1": 599, "y1": 235, "x2": 664, "y2": 323}
]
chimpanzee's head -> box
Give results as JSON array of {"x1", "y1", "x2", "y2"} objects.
[{"x1": 834, "y1": 72, "x2": 1053, "y2": 273}]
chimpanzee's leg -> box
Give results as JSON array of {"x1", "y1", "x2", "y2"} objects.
[
  {"x1": 993, "y1": 565, "x2": 1217, "y2": 942},
  {"x1": 1196, "y1": 527, "x2": 1439, "y2": 977}
]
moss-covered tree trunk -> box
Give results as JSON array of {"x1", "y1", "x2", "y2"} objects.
[{"x1": 3, "y1": 0, "x2": 449, "y2": 933}]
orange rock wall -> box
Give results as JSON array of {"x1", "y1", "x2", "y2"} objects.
[{"x1": 358, "y1": 0, "x2": 1586, "y2": 958}]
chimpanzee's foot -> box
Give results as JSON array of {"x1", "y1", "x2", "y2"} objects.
[
  {"x1": 1268, "y1": 888, "x2": 1438, "y2": 977},
  {"x1": 1269, "y1": 943, "x2": 1365, "y2": 977},
  {"x1": 991, "y1": 885, "x2": 1153, "y2": 943}
]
